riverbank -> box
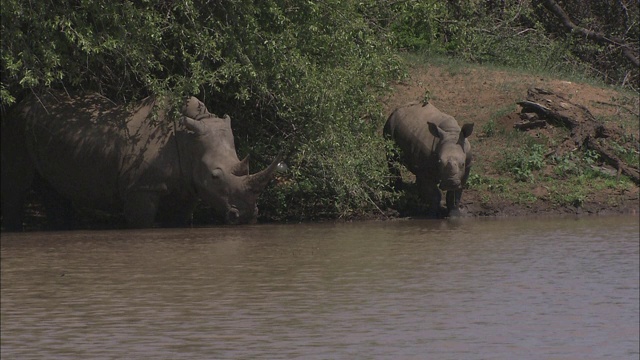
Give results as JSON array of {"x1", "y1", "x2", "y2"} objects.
[
  {"x1": 381, "y1": 54, "x2": 639, "y2": 219},
  {"x1": 4, "y1": 58, "x2": 639, "y2": 231}
]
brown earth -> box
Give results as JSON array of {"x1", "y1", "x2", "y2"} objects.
[{"x1": 382, "y1": 60, "x2": 640, "y2": 218}]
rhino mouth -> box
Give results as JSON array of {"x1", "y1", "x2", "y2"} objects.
[
  {"x1": 224, "y1": 205, "x2": 259, "y2": 225},
  {"x1": 226, "y1": 207, "x2": 241, "y2": 224},
  {"x1": 439, "y1": 180, "x2": 461, "y2": 191}
]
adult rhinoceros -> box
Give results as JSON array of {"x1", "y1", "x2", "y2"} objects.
[
  {"x1": 384, "y1": 101, "x2": 474, "y2": 216},
  {"x1": 1, "y1": 92, "x2": 279, "y2": 230}
]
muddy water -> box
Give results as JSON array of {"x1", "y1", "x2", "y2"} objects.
[{"x1": 1, "y1": 216, "x2": 638, "y2": 359}]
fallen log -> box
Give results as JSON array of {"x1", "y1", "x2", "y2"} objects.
[
  {"x1": 585, "y1": 138, "x2": 640, "y2": 183},
  {"x1": 517, "y1": 100, "x2": 579, "y2": 129},
  {"x1": 516, "y1": 87, "x2": 639, "y2": 184},
  {"x1": 514, "y1": 119, "x2": 547, "y2": 131}
]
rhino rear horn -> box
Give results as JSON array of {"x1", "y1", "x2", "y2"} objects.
[
  {"x1": 247, "y1": 154, "x2": 282, "y2": 193},
  {"x1": 232, "y1": 155, "x2": 250, "y2": 176},
  {"x1": 182, "y1": 116, "x2": 207, "y2": 134}
]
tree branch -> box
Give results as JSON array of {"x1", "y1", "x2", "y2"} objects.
[{"x1": 541, "y1": 0, "x2": 639, "y2": 68}]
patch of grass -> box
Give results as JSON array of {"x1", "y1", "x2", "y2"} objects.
[
  {"x1": 467, "y1": 173, "x2": 514, "y2": 199},
  {"x1": 554, "y1": 189, "x2": 587, "y2": 208},
  {"x1": 406, "y1": 47, "x2": 620, "y2": 94},
  {"x1": 545, "y1": 169, "x2": 633, "y2": 208},
  {"x1": 466, "y1": 173, "x2": 488, "y2": 189},
  {"x1": 610, "y1": 140, "x2": 640, "y2": 168},
  {"x1": 496, "y1": 143, "x2": 546, "y2": 182},
  {"x1": 403, "y1": 51, "x2": 469, "y2": 70},
  {"x1": 481, "y1": 105, "x2": 517, "y2": 138},
  {"x1": 551, "y1": 149, "x2": 601, "y2": 178},
  {"x1": 481, "y1": 119, "x2": 497, "y2": 137},
  {"x1": 511, "y1": 190, "x2": 538, "y2": 205}
]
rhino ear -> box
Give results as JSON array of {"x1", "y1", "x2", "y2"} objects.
[
  {"x1": 461, "y1": 123, "x2": 474, "y2": 138},
  {"x1": 427, "y1": 121, "x2": 445, "y2": 139},
  {"x1": 182, "y1": 116, "x2": 207, "y2": 134}
]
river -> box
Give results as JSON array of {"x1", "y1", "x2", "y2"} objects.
[{"x1": 1, "y1": 215, "x2": 638, "y2": 359}]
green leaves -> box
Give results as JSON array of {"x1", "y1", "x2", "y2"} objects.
[
  {"x1": 1, "y1": 0, "x2": 403, "y2": 221},
  {"x1": 498, "y1": 143, "x2": 546, "y2": 183}
]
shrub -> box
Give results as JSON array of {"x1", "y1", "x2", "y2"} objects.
[
  {"x1": 498, "y1": 143, "x2": 546, "y2": 182},
  {"x1": 1, "y1": 0, "x2": 404, "y2": 221}
]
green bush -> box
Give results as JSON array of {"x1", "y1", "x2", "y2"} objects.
[
  {"x1": 2, "y1": 0, "x2": 637, "y2": 222},
  {"x1": 1, "y1": 0, "x2": 404, "y2": 221},
  {"x1": 498, "y1": 143, "x2": 546, "y2": 182}
]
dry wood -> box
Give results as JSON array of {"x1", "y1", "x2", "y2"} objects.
[
  {"x1": 517, "y1": 100, "x2": 579, "y2": 129},
  {"x1": 517, "y1": 87, "x2": 639, "y2": 184},
  {"x1": 514, "y1": 119, "x2": 547, "y2": 131}
]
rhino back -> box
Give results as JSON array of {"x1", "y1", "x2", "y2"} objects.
[
  {"x1": 23, "y1": 93, "x2": 177, "y2": 209},
  {"x1": 385, "y1": 102, "x2": 459, "y2": 174}
]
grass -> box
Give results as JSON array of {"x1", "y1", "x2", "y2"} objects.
[
  {"x1": 387, "y1": 52, "x2": 638, "y2": 216},
  {"x1": 470, "y1": 111, "x2": 634, "y2": 213},
  {"x1": 404, "y1": 50, "x2": 627, "y2": 93}
]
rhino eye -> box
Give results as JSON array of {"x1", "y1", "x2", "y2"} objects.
[{"x1": 211, "y1": 168, "x2": 224, "y2": 180}]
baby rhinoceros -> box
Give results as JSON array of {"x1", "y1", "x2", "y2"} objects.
[
  {"x1": 384, "y1": 101, "x2": 474, "y2": 217},
  {"x1": 1, "y1": 92, "x2": 280, "y2": 230}
]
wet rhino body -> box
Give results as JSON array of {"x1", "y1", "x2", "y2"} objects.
[
  {"x1": 384, "y1": 101, "x2": 474, "y2": 216},
  {"x1": 1, "y1": 92, "x2": 278, "y2": 230}
]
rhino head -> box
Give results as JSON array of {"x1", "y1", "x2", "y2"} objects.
[
  {"x1": 182, "y1": 114, "x2": 279, "y2": 225},
  {"x1": 428, "y1": 121, "x2": 474, "y2": 191}
]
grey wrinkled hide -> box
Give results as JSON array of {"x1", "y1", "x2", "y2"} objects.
[
  {"x1": 384, "y1": 101, "x2": 473, "y2": 216},
  {"x1": 1, "y1": 92, "x2": 279, "y2": 230}
]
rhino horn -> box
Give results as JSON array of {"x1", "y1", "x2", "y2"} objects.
[
  {"x1": 182, "y1": 116, "x2": 207, "y2": 134},
  {"x1": 232, "y1": 155, "x2": 250, "y2": 176},
  {"x1": 246, "y1": 154, "x2": 282, "y2": 193}
]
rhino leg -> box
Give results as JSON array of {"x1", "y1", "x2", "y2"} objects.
[
  {"x1": 1, "y1": 150, "x2": 35, "y2": 231},
  {"x1": 33, "y1": 174, "x2": 75, "y2": 230},
  {"x1": 446, "y1": 189, "x2": 463, "y2": 217},
  {"x1": 417, "y1": 176, "x2": 441, "y2": 217},
  {"x1": 123, "y1": 191, "x2": 161, "y2": 228},
  {"x1": 157, "y1": 198, "x2": 197, "y2": 227},
  {"x1": 1, "y1": 183, "x2": 30, "y2": 231}
]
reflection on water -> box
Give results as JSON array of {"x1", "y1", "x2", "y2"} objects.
[{"x1": 1, "y1": 216, "x2": 638, "y2": 359}]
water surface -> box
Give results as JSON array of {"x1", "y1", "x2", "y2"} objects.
[{"x1": 2, "y1": 216, "x2": 638, "y2": 359}]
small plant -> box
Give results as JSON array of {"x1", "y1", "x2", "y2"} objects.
[
  {"x1": 551, "y1": 187, "x2": 587, "y2": 208},
  {"x1": 610, "y1": 140, "x2": 639, "y2": 168},
  {"x1": 498, "y1": 143, "x2": 546, "y2": 182},
  {"x1": 481, "y1": 119, "x2": 496, "y2": 137},
  {"x1": 551, "y1": 151, "x2": 582, "y2": 177},
  {"x1": 550, "y1": 148, "x2": 628, "y2": 181},
  {"x1": 466, "y1": 173, "x2": 487, "y2": 188}
]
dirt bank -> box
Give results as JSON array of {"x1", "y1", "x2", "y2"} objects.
[{"x1": 383, "y1": 58, "x2": 639, "y2": 217}]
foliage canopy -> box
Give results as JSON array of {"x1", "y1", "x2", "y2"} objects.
[
  {"x1": 1, "y1": 0, "x2": 637, "y2": 222},
  {"x1": 1, "y1": 0, "x2": 403, "y2": 221}
]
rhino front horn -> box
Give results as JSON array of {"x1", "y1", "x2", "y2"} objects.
[{"x1": 247, "y1": 154, "x2": 282, "y2": 193}]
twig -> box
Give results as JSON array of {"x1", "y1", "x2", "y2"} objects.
[{"x1": 594, "y1": 101, "x2": 639, "y2": 117}]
